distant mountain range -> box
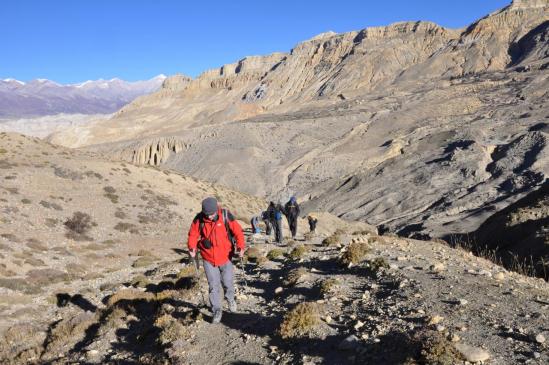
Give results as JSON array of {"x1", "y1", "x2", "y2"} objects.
[{"x1": 0, "y1": 75, "x2": 166, "y2": 118}]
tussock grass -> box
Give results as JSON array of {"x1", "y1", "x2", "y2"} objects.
[
  {"x1": 366, "y1": 257, "x2": 390, "y2": 273},
  {"x1": 322, "y1": 233, "x2": 341, "y2": 247},
  {"x1": 267, "y1": 249, "x2": 284, "y2": 261},
  {"x1": 283, "y1": 267, "x2": 307, "y2": 287},
  {"x1": 339, "y1": 241, "x2": 370, "y2": 266},
  {"x1": 288, "y1": 245, "x2": 310, "y2": 260},
  {"x1": 279, "y1": 302, "x2": 321, "y2": 339},
  {"x1": 319, "y1": 278, "x2": 338, "y2": 297}
]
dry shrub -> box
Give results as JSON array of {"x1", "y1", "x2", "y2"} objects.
[
  {"x1": 26, "y1": 238, "x2": 47, "y2": 251},
  {"x1": 366, "y1": 257, "x2": 390, "y2": 273},
  {"x1": 0, "y1": 323, "x2": 45, "y2": 365},
  {"x1": 132, "y1": 256, "x2": 157, "y2": 268},
  {"x1": 130, "y1": 275, "x2": 150, "y2": 288},
  {"x1": 64, "y1": 212, "x2": 93, "y2": 241},
  {"x1": 155, "y1": 314, "x2": 190, "y2": 346},
  {"x1": 106, "y1": 288, "x2": 156, "y2": 307},
  {"x1": 352, "y1": 230, "x2": 371, "y2": 236},
  {"x1": 103, "y1": 186, "x2": 116, "y2": 194},
  {"x1": 137, "y1": 249, "x2": 154, "y2": 257},
  {"x1": 340, "y1": 242, "x2": 370, "y2": 266},
  {"x1": 26, "y1": 269, "x2": 71, "y2": 286},
  {"x1": 104, "y1": 193, "x2": 119, "y2": 204},
  {"x1": 42, "y1": 312, "x2": 97, "y2": 359},
  {"x1": 319, "y1": 278, "x2": 338, "y2": 296},
  {"x1": 267, "y1": 248, "x2": 284, "y2": 261},
  {"x1": 45, "y1": 218, "x2": 59, "y2": 228},
  {"x1": 0, "y1": 278, "x2": 41, "y2": 294},
  {"x1": 114, "y1": 222, "x2": 139, "y2": 234},
  {"x1": 114, "y1": 210, "x2": 127, "y2": 219},
  {"x1": 288, "y1": 245, "x2": 310, "y2": 260},
  {"x1": 279, "y1": 302, "x2": 320, "y2": 339},
  {"x1": 283, "y1": 267, "x2": 308, "y2": 287},
  {"x1": 322, "y1": 234, "x2": 340, "y2": 246},
  {"x1": 244, "y1": 247, "x2": 263, "y2": 263},
  {"x1": 176, "y1": 265, "x2": 195, "y2": 279},
  {"x1": 39, "y1": 200, "x2": 63, "y2": 211},
  {"x1": 24, "y1": 257, "x2": 46, "y2": 267},
  {"x1": 409, "y1": 329, "x2": 464, "y2": 365},
  {"x1": 0, "y1": 233, "x2": 19, "y2": 243}
]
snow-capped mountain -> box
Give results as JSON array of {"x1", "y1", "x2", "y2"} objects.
[{"x1": 0, "y1": 75, "x2": 166, "y2": 117}]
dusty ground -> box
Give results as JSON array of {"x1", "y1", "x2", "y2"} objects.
[{"x1": 1, "y1": 227, "x2": 547, "y2": 364}]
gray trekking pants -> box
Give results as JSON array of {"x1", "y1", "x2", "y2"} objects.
[{"x1": 203, "y1": 260, "x2": 235, "y2": 312}]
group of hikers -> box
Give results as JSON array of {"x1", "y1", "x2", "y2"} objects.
[
  {"x1": 250, "y1": 197, "x2": 311, "y2": 244},
  {"x1": 186, "y1": 196, "x2": 318, "y2": 323}
]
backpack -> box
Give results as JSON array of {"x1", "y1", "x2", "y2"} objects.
[
  {"x1": 275, "y1": 211, "x2": 282, "y2": 220},
  {"x1": 199, "y1": 209, "x2": 236, "y2": 253}
]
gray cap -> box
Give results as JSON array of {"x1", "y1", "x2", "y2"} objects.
[{"x1": 201, "y1": 197, "x2": 218, "y2": 215}]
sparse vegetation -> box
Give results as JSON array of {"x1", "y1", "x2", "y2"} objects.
[
  {"x1": 283, "y1": 267, "x2": 307, "y2": 287},
  {"x1": 366, "y1": 257, "x2": 390, "y2": 273},
  {"x1": 409, "y1": 329, "x2": 464, "y2": 364},
  {"x1": 64, "y1": 212, "x2": 93, "y2": 241},
  {"x1": 319, "y1": 278, "x2": 338, "y2": 296},
  {"x1": 279, "y1": 302, "x2": 321, "y2": 339},
  {"x1": 340, "y1": 241, "x2": 370, "y2": 266},
  {"x1": 287, "y1": 245, "x2": 310, "y2": 260},
  {"x1": 322, "y1": 233, "x2": 341, "y2": 246},
  {"x1": 132, "y1": 256, "x2": 157, "y2": 268},
  {"x1": 244, "y1": 247, "x2": 262, "y2": 263},
  {"x1": 114, "y1": 222, "x2": 139, "y2": 234},
  {"x1": 266, "y1": 248, "x2": 284, "y2": 260}
]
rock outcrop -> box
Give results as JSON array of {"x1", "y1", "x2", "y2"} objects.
[{"x1": 115, "y1": 137, "x2": 189, "y2": 166}]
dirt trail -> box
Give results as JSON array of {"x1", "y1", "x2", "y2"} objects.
[{"x1": 2, "y1": 228, "x2": 548, "y2": 364}]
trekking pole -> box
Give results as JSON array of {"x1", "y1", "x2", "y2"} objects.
[
  {"x1": 192, "y1": 254, "x2": 207, "y2": 307},
  {"x1": 239, "y1": 254, "x2": 248, "y2": 291}
]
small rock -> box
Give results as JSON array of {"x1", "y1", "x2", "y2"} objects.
[
  {"x1": 494, "y1": 272, "x2": 505, "y2": 281},
  {"x1": 454, "y1": 343, "x2": 490, "y2": 363},
  {"x1": 428, "y1": 315, "x2": 444, "y2": 325},
  {"x1": 354, "y1": 321, "x2": 365, "y2": 330},
  {"x1": 534, "y1": 333, "x2": 546, "y2": 344},
  {"x1": 436, "y1": 325, "x2": 446, "y2": 332},
  {"x1": 396, "y1": 256, "x2": 407, "y2": 261},
  {"x1": 269, "y1": 346, "x2": 278, "y2": 353},
  {"x1": 478, "y1": 269, "x2": 492, "y2": 277},
  {"x1": 533, "y1": 352, "x2": 541, "y2": 359},
  {"x1": 457, "y1": 299, "x2": 468, "y2": 306},
  {"x1": 338, "y1": 335, "x2": 360, "y2": 351},
  {"x1": 274, "y1": 287, "x2": 283, "y2": 294},
  {"x1": 430, "y1": 262, "x2": 446, "y2": 272},
  {"x1": 449, "y1": 333, "x2": 460, "y2": 342},
  {"x1": 324, "y1": 316, "x2": 332, "y2": 324}
]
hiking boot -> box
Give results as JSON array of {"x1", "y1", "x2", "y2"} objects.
[
  {"x1": 212, "y1": 309, "x2": 222, "y2": 323},
  {"x1": 228, "y1": 300, "x2": 237, "y2": 313}
]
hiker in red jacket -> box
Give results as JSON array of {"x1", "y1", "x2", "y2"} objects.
[{"x1": 188, "y1": 197, "x2": 245, "y2": 323}]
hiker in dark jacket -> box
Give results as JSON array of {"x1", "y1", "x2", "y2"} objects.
[
  {"x1": 261, "y1": 211, "x2": 272, "y2": 236},
  {"x1": 284, "y1": 196, "x2": 300, "y2": 239},
  {"x1": 267, "y1": 201, "x2": 283, "y2": 243},
  {"x1": 307, "y1": 215, "x2": 318, "y2": 233},
  {"x1": 188, "y1": 197, "x2": 245, "y2": 323}
]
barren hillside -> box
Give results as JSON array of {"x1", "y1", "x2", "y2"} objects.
[{"x1": 48, "y1": 1, "x2": 548, "y2": 244}]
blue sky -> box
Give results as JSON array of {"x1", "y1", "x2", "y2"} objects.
[{"x1": 0, "y1": 0, "x2": 510, "y2": 83}]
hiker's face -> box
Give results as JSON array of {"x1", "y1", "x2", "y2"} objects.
[{"x1": 208, "y1": 213, "x2": 216, "y2": 220}]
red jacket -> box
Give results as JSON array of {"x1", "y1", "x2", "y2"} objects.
[{"x1": 187, "y1": 208, "x2": 245, "y2": 266}]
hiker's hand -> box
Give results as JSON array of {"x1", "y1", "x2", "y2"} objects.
[
  {"x1": 189, "y1": 249, "x2": 196, "y2": 258},
  {"x1": 238, "y1": 249, "x2": 245, "y2": 258}
]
